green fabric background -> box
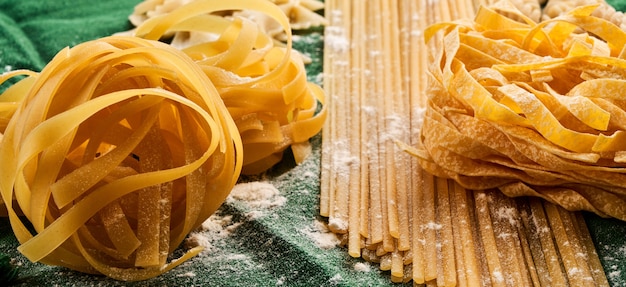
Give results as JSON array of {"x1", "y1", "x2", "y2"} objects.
[{"x1": 0, "y1": 1, "x2": 625, "y2": 286}]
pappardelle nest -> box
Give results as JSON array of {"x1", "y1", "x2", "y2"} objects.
[
  {"x1": 403, "y1": 2, "x2": 626, "y2": 221},
  {"x1": 0, "y1": 0, "x2": 326, "y2": 281}
]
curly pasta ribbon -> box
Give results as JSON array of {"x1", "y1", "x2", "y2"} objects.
[
  {"x1": 128, "y1": 0, "x2": 327, "y2": 174},
  {"x1": 0, "y1": 36, "x2": 243, "y2": 281},
  {"x1": 407, "y1": 4, "x2": 626, "y2": 220}
]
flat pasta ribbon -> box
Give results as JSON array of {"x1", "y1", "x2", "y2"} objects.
[{"x1": 410, "y1": 4, "x2": 626, "y2": 220}]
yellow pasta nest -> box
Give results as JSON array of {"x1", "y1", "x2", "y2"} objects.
[
  {"x1": 0, "y1": 36, "x2": 243, "y2": 280},
  {"x1": 0, "y1": 0, "x2": 326, "y2": 281},
  {"x1": 406, "y1": 4, "x2": 626, "y2": 221},
  {"x1": 127, "y1": 0, "x2": 327, "y2": 41},
  {"x1": 128, "y1": 0, "x2": 327, "y2": 174}
]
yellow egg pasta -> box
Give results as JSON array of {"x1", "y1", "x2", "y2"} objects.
[
  {"x1": 0, "y1": 70, "x2": 38, "y2": 135},
  {"x1": 0, "y1": 0, "x2": 327, "y2": 281},
  {"x1": 127, "y1": 0, "x2": 327, "y2": 174},
  {"x1": 124, "y1": 0, "x2": 327, "y2": 41},
  {"x1": 409, "y1": 3, "x2": 626, "y2": 220},
  {"x1": 321, "y1": 1, "x2": 611, "y2": 286},
  {"x1": 0, "y1": 36, "x2": 243, "y2": 281}
]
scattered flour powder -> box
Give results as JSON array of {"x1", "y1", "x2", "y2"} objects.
[
  {"x1": 601, "y1": 244, "x2": 626, "y2": 286},
  {"x1": 328, "y1": 217, "x2": 348, "y2": 232},
  {"x1": 329, "y1": 274, "x2": 343, "y2": 285},
  {"x1": 301, "y1": 219, "x2": 341, "y2": 250},
  {"x1": 276, "y1": 276, "x2": 287, "y2": 285},
  {"x1": 176, "y1": 271, "x2": 196, "y2": 278},
  {"x1": 227, "y1": 181, "x2": 287, "y2": 209},
  {"x1": 354, "y1": 262, "x2": 371, "y2": 272},
  {"x1": 185, "y1": 181, "x2": 286, "y2": 252},
  {"x1": 185, "y1": 214, "x2": 241, "y2": 251}
]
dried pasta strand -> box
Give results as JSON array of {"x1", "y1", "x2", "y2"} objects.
[
  {"x1": 411, "y1": 166, "x2": 428, "y2": 284},
  {"x1": 347, "y1": 0, "x2": 364, "y2": 258},
  {"x1": 322, "y1": 0, "x2": 338, "y2": 219},
  {"x1": 518, "y1": 198, "x2": 552, "y2": 287},
  {"x1": 409, "y1": 0, "x2": 428, "y2": 283},
  {"x1": 486, "y1": 190, "x2": 530, "y2": 286},
  {"x1": 363, "y1": 0, "x2": 384, "y2": 247},
  {"x1": 513, "y1": 204, "x2": 542, "y2": 287},
  {"x1": 369, "y1": 0, "x2": 395, "y2": 254},
  {"x1": 435, "y1": 178, "x2": 456, "y2": 287},
  {"x1": 356, "y1": 0, "x2": 370, "y2": 242},
  {"x1": 390, "y1": 248, "x2": 404, "y2": 280},
  {"x1": 395, "y1": 0, "x2": 412, "y2": 253},
  {"x1": 545, "y1": 203, "x2": 596, "y2": 286},
  {"x1": 530, "y1": 198, "x2": 569, "y2": 286},
  {"x1": 474, "y1": 191, "x2": 505, "y2": 286},
  {"x1": 450, "y1": 182, "x2": 481, "y2": 286},
  {"x1": 326, "y1": 0, "x2": 350, "y2": 235},
  {"x1": 572, "y1": 212, "x2": 611, "y2": 287},
  {"x1": 422, "y1": 172, "x2": 438, "y2": 282}
]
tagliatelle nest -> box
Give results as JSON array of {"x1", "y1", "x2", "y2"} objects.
[
  {"x1": 0, "y1": 0, "x2": 326, "y2": 281},
  {"x1": 404, "y1": 4, "x2": 626, "y2": 221},
  {"x1": 0, "y1": 36, "x2": 243, "y2": 280},
  {"x1": 125, "y1": 0, "x2": 326, "y2": 41},
  {"x1": 127, "y1": 0, "x2": 327, "y2": 174}
]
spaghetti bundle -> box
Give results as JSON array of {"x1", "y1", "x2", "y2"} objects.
[
  {"x1": 322, "y1": 1, "x2": 610, "y2": 285},
  {"x1": 410, "y1": 3, "x2": 626, "y2": 220},
  {"x1": 0, "y1": 36, "x2": 242, "y2": 281},
  {"x1": 127, "y1": 0, "x2": 327, "y2": 174}
]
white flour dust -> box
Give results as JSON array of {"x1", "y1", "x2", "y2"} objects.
[
  {"x1": 227, "y1": 181, "x2": 287, "y2": 209},
  {"x1": 185, "y1": 214, "x2": 241, "y2": 252},
  {"x1": 185, "y1": 181, "x2": 286, "y2": 253},
  {"x1": 301, "y1": 219, "x2": 341, "y2": 250}
]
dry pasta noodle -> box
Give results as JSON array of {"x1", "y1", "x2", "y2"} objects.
[
  {"x1": 0, "y1": 35, "x2": 243, "y2": 281},
  {"x1": 126, "y1": 0, "x2": 327, "y2": 174},
  {"x1": 125, "y1": 0, "x2": 327, "y2": 41},
  {"x1": 406, "y1": 3, "x2": 626, "y2": 221},
  {"x1": 234, "y1": 0, "x2": 327, "y2": 41},
  {"x1": 322, "y1": 0, "x2": 611, "y2": 286}
]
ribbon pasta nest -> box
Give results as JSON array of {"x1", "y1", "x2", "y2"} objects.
[
  {"x1": 0, "y1": 35, "x2": 242, "y2": 281},
  {"x1": 127, "y1": 0, "x2": 327, "y2": 174},
  {"x1": 0, "y1": 0, "x2": 325, "y2": 281},
  {"x1": 407, "y1": 3, "x2": 626, "y2": 221}
]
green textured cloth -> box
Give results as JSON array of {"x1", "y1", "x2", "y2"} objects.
[{"x1": 0, "y1": 1, "x2": 625, "y2": 286}]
